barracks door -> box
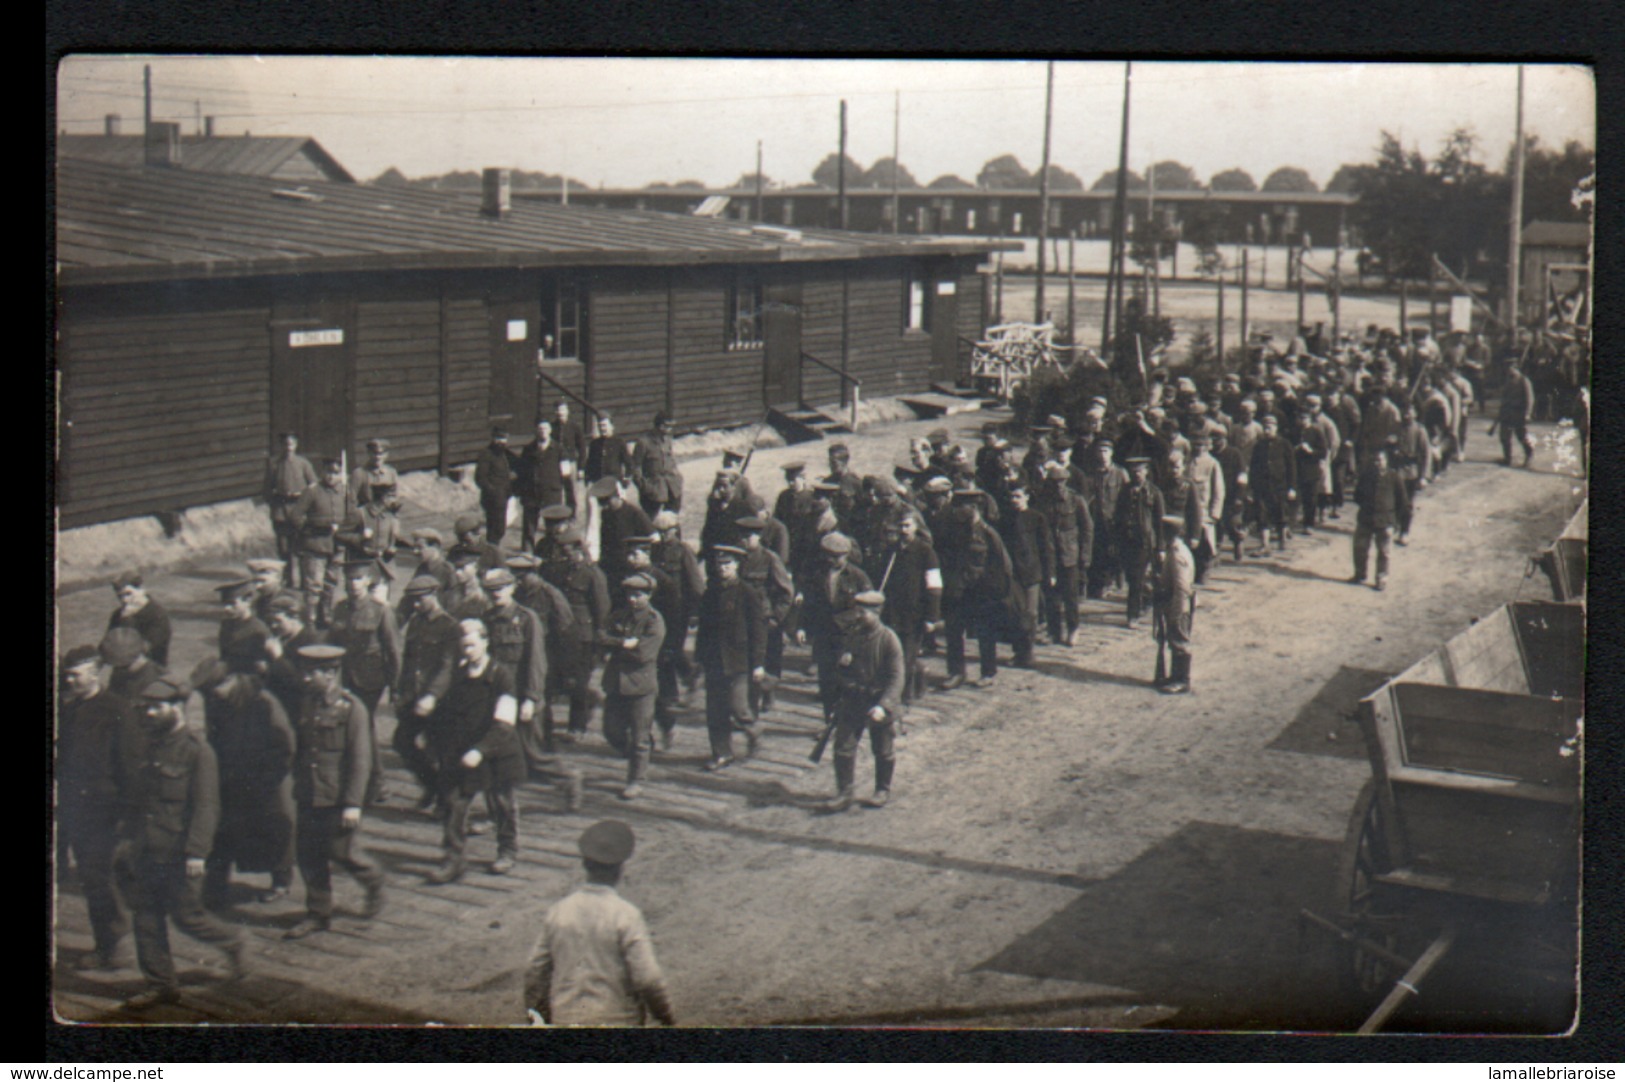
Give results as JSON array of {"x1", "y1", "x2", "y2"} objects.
[
  {"x1": 488, "y1": 298, "x2": 542, "y2": 431},
  {"x1": 762, "y1": 281, "x2": 803, "y2": 410},
  {"x1": 270, "y1": 296, "x2": 356, "y2": 462},
  {"x1": 930, "y1": 271, "x2": 960, "y2": 385}
]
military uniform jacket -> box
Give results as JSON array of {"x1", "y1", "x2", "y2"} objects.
[
  {"x1": 1113, "y1": 481, "x2": 1167, "y2": 553},
  {"x1": 264, "y1": 452, "x2": 318, "y2": 521},
  {"x1": 475, "y1": 443, "x2": 517, "y2": 501},
  {"x1": 219, "y1": 615, "x2": 271, "y2": 676},
  {"x1": 1357, "y1": 397, "x2": 1402, "y2": 462},
  {"x1": 653, "y1": 541, "x2": 705, "y2": 617},
  {"x1": 800, "y1": 563, "x2": 873, "y2": 643},
  {"x1": 57, "y1": 688, "x2": 136, "y2": 811},
  {"x1": 878, "y1": 538, "x2": 943, "y2": 633},
  {"x1": 336, "y1": 504, "x2": 401, "y2": 568},
  {"x1": 290, "y1": 483, "x2": 356, "y2": 556},
  {"x1": 1393, "y1": 422, "x2": 1432, "y2": 482},
  {"x1": 518, "y1": 439, "x2": 567, "y2": 506},
  {"x1": 203, "y1": 681, "x2": 295, "y2": 788},
  {"x1": 820, "y1": 472, "x2": 864, "y2": 526},
  {"x1": 483, "y1": 601, "x2": 548, "y2": 703},
  {"x1": 554, "y1": 419, "x2": 588, "y2": 472},
  {"x1": 694, "y1": 579, "x2": 766, "y2": 676},
  {"x1": 741, "y1": 546, "x2": 795, "y2": 624},
  {"x1": 397, "y1": 608, "x2": 461, "y2": 706},
  {"x1": 294, "y1": 685, "x2": 372, "y2": 809},
  {"x1": 123, "y1": 723, "x2": 220, "y2": 864},
  {"x1": 517, "y1": 573, "x2": 575, "y2": 652},
  {"x1": 700, "y1": 487, "x2": 755, "y2": 558},
  {"x1": 1186, "y1": 454, "x2": 1226, "y2": 528},
  {"x1": 350, "y1": 464, "x2": 400, "y2": 509},
  {"x1": 550, "y1": 560, "x2": 611, "y2": 646},
  {"x1": 1159, "y1": 478, "x2": 1202, "y2": 540},
  {"x1": 775, "y1": 488, "x2": 821, "y2": 576},
  {"x1": 585, "y1": 435, "x2": 631, "y2": 484},
  {"x1": 631, "y1": 434, "x2": 683, "y2": 506},
  {"x1": 265, "y1": 627, "x2": 318, "y2": 718},
  {"x1": 445, "y1": 581, "x2": 492, "y2": 620},
  {"x1": 433, "y1": 660, "x2": 526, "y2": 791},
  {"x1": 109, "y1": 599, "x2": 173, "y2": 668},
  {"x1": 328, "y1": 597, "x2": 401, "y2": 694},
  {"x1": 599, "y1": 501, "x2": 655, "y2": 576},
  {"x1": 1002, "y1": 507, "x2": 1055, "y2": 588},
  {"x1": 1248, "y1": 435, "x2": 1298, "y2": 501},
  {"x1": 834, "y1": 622, "x2": 905, "y2": 719},
  {"x1": 1355, "y1": 464, "x2": 1410, "y2": 530},
  {"x1": 600, "y1": 606, "x2": 665, "y2": 697},
  {"x1": 1037, "y1": 483, "x2": 1094, "y2": 570},
  {"x1": 1080, "y1": 465, "x2": 1127, "y2": 544}
]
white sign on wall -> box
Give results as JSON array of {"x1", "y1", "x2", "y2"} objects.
[
  {"x1": 1449, "y1": 295, "x2": 1473, "y2": 333},
  {"x1": 289, "y1": 328, "x2": 344, "y2": 348},
  {"x1": 936, "y1": 281, "x2": 956, "y2": 295},
  {"x1": 506, "y1": 319, "x2": 528, "y2": 342}
]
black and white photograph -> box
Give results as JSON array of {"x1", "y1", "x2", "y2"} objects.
[{"x1": 51, "y1": 57, "x2": 1593, "y2": 1035}]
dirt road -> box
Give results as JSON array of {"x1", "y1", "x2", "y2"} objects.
[{"x1": 51, "y1": 410, "x2": 1584, "y2": 1032}]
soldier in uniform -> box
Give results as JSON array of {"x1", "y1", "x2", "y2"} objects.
[
  {"x1": 289, "y1": 457, "x2": 355, "y2": 629},
  {"x1": 517, "y1": 420, "x2": 568, "y2": 552},
  {"x1": 479, "y1": 567, "x2": 548, "y2": 742},
  {"x1": 552, "y1": 400, "x2": 589, "y2": 516},
  {"x1": 698, "y1": 457, "x2": 753, "y2": 559},
  {"x1": 651, "y1": 511, "x2": 704, "y2": 734},
  {"x1": 535, "y1": 504, "x2": 577, "y2": 571},
  {"x1": 1080, "y1": 437, "x2": 1125, "y2": 600},
  {"x1": 474, "y1": 427, "x2": 517, "y2": 546},
  {"x1": 1036, "y1": 461, "x2": 1092, "y2": 647},
  {"x1": 407, "y1": 528, "x2": 455, "y2": 602},
  {"x1": 426, "y1": 619, "x2": 528, "y2": 883},
  {"x1": 443, "y1": 547, "x2": 492, "y2": 619},
  {"x1": 336, "y1": 476, "x2": 402, "y2": 588},
  {"x1": 795, "y1": 533, "x2": 873, "y2": 723},
  {"x1": 262, "y1": 593, "x2": 318, "y2": 720},
  {"x1": 873, "y1": 511, "x2": 942, "y2": 706},
  {"x1": 631, "y1": 411, "x2": 684, "y2": 516},
  {"x1": 349, "y1": 438, "x2": 399, "y2": 508},
  {"x1": 116, "y1": 676, "x2": 246, "y2": 1010},
  {"x1": 1153, "y1": 515, "x2": 1197, "y2": 695},
  {"x1": 284, "y1": 645, "x2": 386, "y2": 940},
  {"x1": 1186, "y1": 432, "x2": 1226, "y2": 585},
  {"x1": 101, "y1": 627, "x2": 168, "y2": 703},
  {"x1": 594, "y1": 476, "x2": 654, "y2": 588},
  {"x1": 1248, "y1": 414, "x2": 1297, "y2": 554},
  {"x1": 264, "y1": 433, "x2": 318, "y2": 588},
  {"x1": 693, "y1": 545, "x2": 766, "y2": 771},
  {"x1": 600, "y1": 573, "x2": 666, "y2": 800},
  {"x1": 523, "y1": 820, "x2": 676, "y2": 1027},
  {"x1": 247, "y1": 558, "x2": 289, "y2": 627},
  {"x1": 450, "y1": 512, "x2": 507, "y2": 574},
  {"x1": 823, "y1": 591, "x2": 905, "y2": 812},
  {"x1": 998, "y1": 482, "x2": 1050, "y2": 663},
  {"x1": 584, "y1": 412, "x2": 631, "y2": 489},
  {"x1": 108, "y1": 571, "x2": 172, "y2": 669},
  {"x1": 820, "y1": 443, "x2": 865, "y2": 527},
  {"x1": 1351, "y1": 442, "x2": 1410, "y2": 592},
  {"x1": 1113, "y1": 458, "x2": 1166, "y2": 629},
  {"x1": 937, "y1": 488, "x2": 1016, "y2": 689},
  {"x1": 736, "y1": 515, "x2": 795, "y2": 715},
  {"x1": 327, "y1": 559, "x2": 400, "y2": 804},
  {"x1": 773, "y1": 462, "x2": 818, "y2": 580},
  {"x1": 191, "y1": 659, "x2": 296, "y2": 909},
  {"x1": 393, "y1": 575, "x2": 461, "y2": 811},
  {"x1": 56, "y1": 645, "x2": 136, "y2": 971},
  {"x1": 549, "y1": 527, "x2": 611, "y2": 742},
  {"x1": 216, "y1": 579, "x2": 270, "y2": 675}
]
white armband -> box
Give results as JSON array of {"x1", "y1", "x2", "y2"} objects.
[
  {"x1": 924, "y1": 568, "x2": 943, "y2": 591},
  {"x1": 494, "y1": 694, "x2": 519, "y2": 725}
]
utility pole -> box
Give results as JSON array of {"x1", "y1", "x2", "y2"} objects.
[
  {"x1": 1036, "y1": 60, "x2": 1054, "y2": 324},
  {"x1": 755, "y1": 140, "x2": 764, "y2": 222},
  {"x1": 837, "y1": 99, "x2": 848, "y2": 231},
  {"x1": 890, "y1": 90, "x2": 901, "y2": 236},
  {"x1": 1240, "y1": 248, "x2": 1250, "y2": 346},
  {"x1": 1507, "y1": 64, "x2": 1526, "y2": 331},
  {"x1": 1067, "y1": 228, "x2": 1077, "y2": 344},
  {"x1": 1297, "y1": 247, "x2": 1307, "y2": 328},
  {"x1": 1217, "y1": 273, "x2": 1226, "y2": 363},
  {"x1": 194, "y1": 100, "x2": 201, "y2": 137},
  {"x1": 143, "y1": 64, "x2": 152, "y2": 133},
  {"x1": 1102, "y1": 61, "x2": 1133, "y2": 356},
  {"x1": 1147, "y1": 149, "x2": 1160, "y2": 318}
]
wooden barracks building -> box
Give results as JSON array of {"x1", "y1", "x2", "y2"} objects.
[{"x1": 55, "y1": 155, "x2": 1007, "y2": 530}]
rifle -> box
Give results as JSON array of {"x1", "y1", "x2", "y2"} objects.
[
  {"x1": 1152, "y1": 604, "x2": 1167, "y2": 688},
  {"x1": 809, "y1": 715, "x2": 837, "y2": 764},
  {"x1": 739, "y1": 410, "x2": 773, "y2": 477}
]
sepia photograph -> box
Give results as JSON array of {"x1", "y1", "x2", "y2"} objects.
[{"x1": 51, "y1": 56, "x2": 1593, "y2": 1036}]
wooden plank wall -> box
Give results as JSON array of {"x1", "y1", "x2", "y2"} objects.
[
  {"x1": 846, "y1": 258, "x2": 932, "y2": 398},
  {"x1": 442, "y1": 296, "x2": 493, "y2": 465},
  {"x1": 798, "y1": 269, "x2": 845, "y2": 407},
  {"x1": 955, "y1": 257, "x2": 987, "y2": 343},
  {"x1": 352, "y1": 286, "x2": 441, "y2": 471},
  {"x1": 669, "y1": 266, "x2": 760, "y2": 431},
  {"x1": 59, "y1": 281, "x2": 272, "y2": 528},
  {"x1": 586, "y1": 268, "x2": 668, "y2": 429}
]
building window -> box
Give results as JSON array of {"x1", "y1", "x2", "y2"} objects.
[
  {"x1": 1012, "y1": 211, "x2": 1023, "y2": 234},
  {"x1": 540, "y1": 277, "x2": 585, "y2": 361},
  {"x1": 966, "y1": 209, "x2": 977, "y2": 231},
  {"x1": 905, "y1": 270, "x2": 932, "y2": 332},
  {"x1": 728, "y1": 274, "x2": 764, "y2": 350}
]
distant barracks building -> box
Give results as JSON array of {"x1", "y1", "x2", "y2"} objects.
[{"x1": 55, "y1": 143, "x2": 1008, "y2": 530}]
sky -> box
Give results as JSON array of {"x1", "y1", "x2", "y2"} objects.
[{"x1": 55, "y1": 58, "x2": 1595, "y2": 190}]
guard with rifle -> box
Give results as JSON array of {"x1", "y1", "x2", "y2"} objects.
[
  {"x1": 1152, "y1": 514, "x2": 1196, "y2": 695},
  {"x1": 816, "y1": 591, "x2": 904, "y2": 813}
]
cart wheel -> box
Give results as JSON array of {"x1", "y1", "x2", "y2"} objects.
[{"x1": 1336, "y1": 779, "x2": 1405, "y2": 998}]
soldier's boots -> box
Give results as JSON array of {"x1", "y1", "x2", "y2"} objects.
[
  {"x1": 866, "y1": 758, "x2": 895, "y2": 808},
  {"x1": 223, "y1": 941, "x2": 249, "y2": 981},
  {"x1": 825, "y1": 755, "x2": 857, "y2": 813},
  {"x1": 490, "y1": 855, "x2": 516, "y2": 876},
  {"x1": 362, "y1": 880, "x2": 387, "y2": 918},
  {"x1": 427, "y1": 859, "x2": 466, "y2": 885},
  {"x1": 565, "y1": 771, "x2": 585, "y2": 812},
  {"x1": 284, "y1": 916, "x2": 331, "y2": 940}
]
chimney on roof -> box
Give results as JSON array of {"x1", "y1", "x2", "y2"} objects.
[
  {"x1": 104, "y1": 114, "x2": 122, "y2": 136},
  {"x1": 482, "y1": 168, "x2": 511, "y2": 219},
  {"x1": 204, "y1": 115, "x2": 215, "y2": 138},
  {"x1": 144, "y1": 121, "x2": 181, "y2": 168}
]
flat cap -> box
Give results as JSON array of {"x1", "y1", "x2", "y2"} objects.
[
  {"x1": 923, "y1": 476, "x2": 953, "y2": 493},
  {"x1": 812, "y1": 480, "x2": 842, "y2": 493},
  {"x1": 950, "y1": 486, "x2": 984, "y2": 500},
  {"x1": 365, "y1": 438, "x2": 391, "y2": 452},
  {"x1": 579, "y1": 820, "x2": 635, "y2": 866},
  {"x1": 652, "y1": 510, "x2": 680, "y2": 530},
  {"x1": 99, "y1": 627, "x2": 147, "y2": 662},
  {"x1": 926, "y1": 427, "x2": 950, "y2": 443},
  {"x1": 449, "y1": 547, "x2": 483, "y2": 567},
  {"x1": 216, "y1": 579, "x2": 257, "y2": 601},
  {"x1": 62, "y1": 644, "x2": 101, "y2": 670},
  {"x1": 1092, "y1": 436, "x2": 1115, "y2": 448},
  {"x1": 854, "y1": 590, "x2": 885, "y2": 609},
  {"x1": 781, "y1": 461, "x2": 807, "y2": 476},
  {"x1": 269, "y1": 592, "x2": 305, "y2": 616},
  {"x1": 819, "y1": 533, "x2": 852, "y2": 555},
  {"x1": 404, "y1": 574, "x2": 442, "y2": 597},
  {"x1": 482, "y1": 567, "x2": 516, "y2": 588},
  {"x1": 1046, "y1": 414, "x2": 1069, "y2": 430},
  {"x1": 558, "y1": 525, "x2": 585, "y2": 546},
  {"x1": 712, "y1": 544, "x2": 747, "y2": 561},
  {"x1": 621, "y1": 572, "x2": 655, "y2": 593},
  {"x1": 1187, "y1": 401, "x2": 1208, "y2": 415},
  {"x1": 1123, "y1": 456, "x2": 1152, "y2": 466},
  {"x1": 735, "y1": 515, "x2": 766, "y2": 531},
  {"x1": 625, "y1": 534, "x2": 658, "y2": 548},
  {"x1": 827, "y1": 443, "x2": 850, "y2": 458},
  {"x1": 246, "y1": 558, "x2": 286, "y2": 574},
  {"x1": 454, "y1": 512, "x2": 484, "y2": 536},
  {"x1": 490, "y1": 426, "x2": 509, "y2": 440},
  {"x1": 540, "y1": 504, "x2": 575, "y2": 522},
  {"x1": 343, "y1": 558, "x2": 379, "y2": 577},
  {"x1": 1089, "y1": 396, "x2": 1110, "y2": 409},
  {"x1": 721, "y1": 450, "x2": 746, "y2": 469},
  {"x1": 189, "y1": 657, "x2": 230, "y2": 691},
  {"x1": 505, "y1": 553, "x2": 542, "y2": 571},
  {"x1": 140, "y1": 676, "x2": 191, "y2": 703},
  {"x1": 589, "y1": 478, "x2": 621, "y2": 499},
  {"x1": 112, "y1": 570, "x2": 144, "y2": 590},
  {"x1": 296, "y1": 644, "x2": 346, "y2": 666},
  {"x1": 1042, "y1": 460, "x2": 1071, "y2": 480},
  {"x1": 412, "y1": 528, "x2": 446, "y2": 547}
]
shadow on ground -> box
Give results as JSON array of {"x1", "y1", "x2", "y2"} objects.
[{"x1": 1265, "y1": 665, "x2": 1391, "y2": 762}]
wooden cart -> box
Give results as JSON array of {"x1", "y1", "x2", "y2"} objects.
[
  {"x1": 1534, "y1": 499, "x2": 1587, "y2": 602},
  {"x1": 1304, "y1": 600, "x2": 1583, "y2": 1033}
]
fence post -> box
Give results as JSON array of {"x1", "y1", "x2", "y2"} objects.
[{"x1": 850, "y1": 383, "x2": 860, "y2": 432}]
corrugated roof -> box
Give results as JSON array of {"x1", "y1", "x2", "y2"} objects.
[
  {"x1": 1520, "y1": 220, "x2": 1591, "y2": 249},
  {"x1": 58, "y1": 134, "x2": 356, "y2": 183},
  {"x1": 56, "y1": 160, "x2": 1014, "y2": 286},
  {"x1": 556, "y1": 187, "x2": 1360, "y2": 205}
]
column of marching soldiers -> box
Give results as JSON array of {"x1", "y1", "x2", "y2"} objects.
[{"x1": 58, "y1": 326, "x2": 1544, "y2": 1012}]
